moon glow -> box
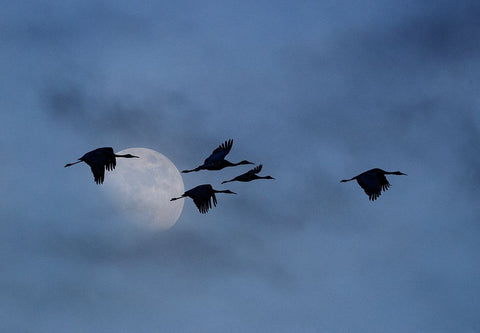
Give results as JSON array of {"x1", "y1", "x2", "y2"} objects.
[{"x1": 104, "y1": 148, "x2": 184, "y2": 230}]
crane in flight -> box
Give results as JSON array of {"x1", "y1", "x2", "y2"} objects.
[
  {"x1": 64, "y1": 147, "x2": 139, "y2": 184},
  {"x1": 182, "y1": 139, "x2": 253, "y2": 173},
  {"x1": 340, "y1": 168, "x2": 406, "y2": 201},
  {"x1": 221, "y1": 164, "x2": 274, "y2": 184},
  {"x1": 170, "y1": 184, "x2": 236, "y2": 213}
]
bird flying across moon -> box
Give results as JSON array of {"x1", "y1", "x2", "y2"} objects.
[
  {"x1": 170, "y1": 184, "x2": 236, "y2": 214},
  {"x1": 221, "y1": 164, "x2": 274, "y2": 184},
  {"x1": 64, "y1": 147, "x2": 139, "y2": 184},
  {"x1": 182, "y1": 139, "x2": 253, "y2": 173},
  {"x1": 341, "y1": 168, "x2": 406, "y2": 201},
  {"x1": 103, "y1": 148, "x2": 184, "y2": 230}
]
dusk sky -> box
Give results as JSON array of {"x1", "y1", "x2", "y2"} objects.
[{"x1": 1, "y1": 0, "x2": 480, "y2": 332}]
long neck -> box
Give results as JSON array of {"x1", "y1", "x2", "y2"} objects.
[
  {"x1": 214, "y1": 190, "x2": 235, "y2": 194},
  {"x1": 384, "y1": 171, "x2": 405, "y2": 175},
  {"x1": 232, "y1": 160, "x2": 251, "y2": 166},
  {"x1": 182, "y1": 166, "x2": 202, "y2": 173},
  {"x1": 114, "y1": 154, "x2": 138, "y2": 158},
  {"x1": 221, "y1": 160, "x2": 235, "y2": 167},
  {"x1": 253, "y1": 175, "x2": 272, "y2": 180}
]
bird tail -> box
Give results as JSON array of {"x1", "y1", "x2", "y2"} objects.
[
  {"x1": 182, "y1": 166, "x2": 202, "y2": 173},
  {"x1": 182, "y1": 166, "x2": 200, "y2": 173},
  {"x1": 64, "y1": 160, "x2": 82, "y2": 168}
]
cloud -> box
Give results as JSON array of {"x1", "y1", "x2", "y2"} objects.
[{"x1": 2, "y1": 0, "x2": 480, "y2": 332}]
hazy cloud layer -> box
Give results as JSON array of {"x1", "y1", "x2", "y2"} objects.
[{"x1": 1, "y1": 1, "x2": 479, "y2": 332}]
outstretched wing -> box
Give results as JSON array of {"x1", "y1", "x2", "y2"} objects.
[
  {"x1": 192, "y1": 196, "x2": 210, "y2": 213},
  {"x1": 90, "y1": 165, "x2": 105, "y2": 184},
  {"x1": 82, "y1": 147, "x2": 115, "y2": 184},
  {"x1": 186, "y1": 184, "x2": 217, "y2": 214},
  {"x1": 249, "y1": 164, "x2": 262, "y2": 174},
  {"x1": 356, "y1": 172, "x2": 390, "y2": 201},
  {"x1": 240, "y1": 164, "x2": 263, "y2": 179},
  {"x1": 98, "y1": 147, "x2": 116, "y2": 171},
  {"x1": 204, "y1": 139, "x2": 233, "y2": 165},
  {"x1": 192, "y1": 193, "x2": 217, "y2": 214}
]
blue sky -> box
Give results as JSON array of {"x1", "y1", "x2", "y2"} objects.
[{"x1": 1, "y1": 1, "x2": 480, "y2": 332}]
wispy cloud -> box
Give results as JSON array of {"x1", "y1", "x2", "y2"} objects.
[{"x1": 1, "y1": 0, "x2": 480, "y2": 332}]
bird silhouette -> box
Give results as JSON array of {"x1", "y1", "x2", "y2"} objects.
[
  {"x1": 182, "y1": 139, "x2": 253, "y2": 173},
  {"x1": 340, "y1": 168, "x2": 406, "y2": 201},
  {"x1": 170, "y1": 184, "x2": 236, "y2": 213},
  {"x1": 64, "y1": 147, "x2": 139, "y2": 184},
  {"x1": 221, "y1": 164, "x2": 274, "y2": 184}
]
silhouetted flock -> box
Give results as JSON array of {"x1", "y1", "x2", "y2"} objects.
[{"x1": 65, "y1": 140, "x2": 406, "y2": 214}]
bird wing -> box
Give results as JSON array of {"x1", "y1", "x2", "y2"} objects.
[
  {"x1": 356, "y1": 171, "x2": 390, "y2": 201},
  {"x1": 185, "y1": 185, "x2": 216, "y2": 214},
  {"x1": 204, "y1": 139, "x2": 233, "y2": 165},
  {"x1": 192, "y1": 193, "x2": 217, "y2": 214},
  {"x1": 211, "y1": 193, "x2": 218, "y2": 208},
  {"x1": 82, "y1": 149, "x2": 108, "y2": 184},
  {"x1": 192, "y1": 194, "x2": 214, "y2": 214},
  {"x1": 377, "y1": 173, "x2": 391, "y2": 192},
  {"x1": 250, "y1": 164, "x2": 262, "y2": 174},
  {"x1": 241, "y1": 164, "x2": 262, "y2": 179},
  {"x1": 98, "y1": 147, "x2": 116, "y2": 171},
  {"x1": 90, "y1": 164, "x2": 106, "y2": 184}
]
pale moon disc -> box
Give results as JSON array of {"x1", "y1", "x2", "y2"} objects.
[{"x1": 104, "y1": 148, "x2": 184, "y2": 230}]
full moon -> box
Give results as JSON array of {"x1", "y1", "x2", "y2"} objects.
[{"x1": 104, "y1": 148, "x2": 184, "y2": 230}]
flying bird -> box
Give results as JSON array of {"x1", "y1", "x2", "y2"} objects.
[
  {"x1": 221, "y1": 164, "x2": 274, "y2": 184},
  {"x1": 64, "y1": 147, "x2": 139, "y2": 184},
  {"x1": 340, "y1": 168, "x2": 406, "y2": 201},
  {"x1": 182, "y1": 139, "x2": 253, "y2": 173},
  {"x1": 170, "y1": 184, "x2": 236, "y2": 214}
]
